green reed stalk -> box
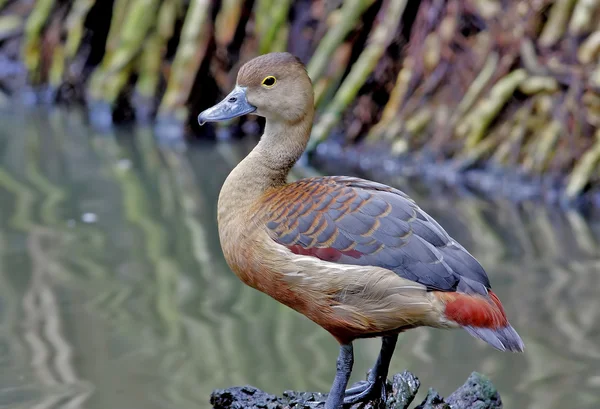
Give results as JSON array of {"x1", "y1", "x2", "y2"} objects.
[
  {"x1": 309, "y1": 0, "x2": 408, "y2": 150},
  {"x1": 135, "y1": 0, "x2": 178, "y2": 101},
  {"x1": 539, "y1": 0, "x2": 577, "y2": 47},
  {"x1": 215, "y1": 0, "x2": 244, "y2": 48},
  {"x1": 258, "y1": 0, "x2": 291, "y2": 54},
  {"x1": 307, "y1": 0, "x2": 375, "y2": 83},
  {"x1": 22, "y1": 0, "x2": 56, "y2": 82},
  {"x1": 158, "y1": 0, "x2": 212, "y2": 122},
  {"x1": 566, "y1": 129, "x2": 600, "y2": 198},
  {"x1": 88, "y1": 0, "x2": 161, "y2": 103},
  {"x1": 64, "y1": 0, "x2": 96, "y2": 58}
]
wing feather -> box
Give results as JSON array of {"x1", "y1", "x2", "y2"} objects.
[{"x1": 260, "y1": 176, "x2": 490, "y2": 295}]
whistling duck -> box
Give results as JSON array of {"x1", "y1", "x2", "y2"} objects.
[{"x1": 198, "y1": 52, "x2": 524, "y2": 409}]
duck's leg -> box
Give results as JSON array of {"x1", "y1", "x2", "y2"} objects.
[
  {"x1": 344, "y1": 334, "x2": 398, "y2": 404},
  {"x1": 325, "y1": 343, "x2": 354, "y2": 409}
]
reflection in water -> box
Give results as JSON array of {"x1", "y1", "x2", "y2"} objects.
[{"x1": 0, "y1": 108, "x2": 599, "y2": 409}]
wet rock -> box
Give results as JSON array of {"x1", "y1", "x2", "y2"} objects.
[
  {"x1": 210, "y1": 371, "x2": 503, "y2": 409},
  {"x1": 386, "y1": 371, "x2": 420, "y2": 409},
  {"x1": 414, "y1": 388, "x2": 449, "y2": 409},
  {"x1": 446, "y1": 372, "x2": 502, "y2": 409},
  {"x1": 210, "y1": 385, "x2": 285, "y2": 409},
  {"x1": 283, "y1": 390, "x2": 328, "y2": 408}
]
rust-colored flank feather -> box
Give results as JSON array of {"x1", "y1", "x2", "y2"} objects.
[{"x1": 436, "y1": 290, "x2": 508, "y2": 328}]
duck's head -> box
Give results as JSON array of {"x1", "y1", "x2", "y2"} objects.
[{"x1": 198, "y1": 52, "x2": 313, "y2": 126}]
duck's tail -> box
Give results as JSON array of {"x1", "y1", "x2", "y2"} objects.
[{"x1": 435, "y1": 290, "x2": 525, "y2": 352}]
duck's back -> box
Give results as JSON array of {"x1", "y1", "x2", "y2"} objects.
[{"x1": 259, "y1": 176, "x2": 491, "y2": 295}]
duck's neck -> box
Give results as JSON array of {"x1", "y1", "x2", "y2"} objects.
[
  {"x1": 252, "y1": 116, "x2": 312, "y2": 184},
  {"x1": 219, "y1": 110, "x2": 313, "y2": 218}
]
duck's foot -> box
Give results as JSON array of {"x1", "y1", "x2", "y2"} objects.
[
  {"x1": 343, "y1": 334, "x2": 398, "y2": 405},
  {"x1": 343, "y1": 378, "x2": 386, "y2": 404}
]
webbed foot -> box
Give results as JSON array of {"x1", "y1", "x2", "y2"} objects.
[
  {"x1": 342, "y1": 334, "x2": 398, "y2": 406},
  {"x1": 343, "y1": 378, "x2": 386, "y2": 404}
]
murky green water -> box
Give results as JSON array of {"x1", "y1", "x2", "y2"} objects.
[{"x1": 0, "y1": 107, "x2": 599, "y2": 409}]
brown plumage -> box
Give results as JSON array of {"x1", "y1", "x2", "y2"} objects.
[{"x1": 198, "y1": 52, "x2": 524, "y2": 409}]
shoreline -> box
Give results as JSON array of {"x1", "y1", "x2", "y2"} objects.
[{"x1": 310, "y1": 139, "x2": 600, "y2": 213}]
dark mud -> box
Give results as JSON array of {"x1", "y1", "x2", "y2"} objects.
[
  {"x1": 310, "y1": 139, "x2": 600, "y2": 213},
  {"x1": 210, "y1": 371, "x2": 502, "y2": 409}
]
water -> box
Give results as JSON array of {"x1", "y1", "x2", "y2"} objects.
[{"x1": 0, "y1": 107, "x2": 599, "y2": 409}]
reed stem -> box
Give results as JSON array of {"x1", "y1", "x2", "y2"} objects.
[
  {"x1": 158, "y1": 0, "x2": 212, "y2": 122},
  {"x1": 307, "y1": 0, "x2": 375, "y2": 83},
  {"x1": 22, "y1": 0, "x2": 56, "y2": 82},
  {"x1": 215, "y1": 0, "x2": 244, "y2": 48},
  {"x1": 309, "y1": 0, "x2": 408, "y2": 150},
  {"x1": 64, "y1": 0, "x2": 96, "y2": 58},
  {"x1": 539, "y1": 0, "x2": 577, "y2": 47},
  {"x1": 566, "y1": 129, "x2": 600, "y2": 198}
]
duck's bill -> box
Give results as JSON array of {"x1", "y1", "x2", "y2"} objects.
[{"x1": 197, "y1": 86, "x2": 256, "y2": 125}]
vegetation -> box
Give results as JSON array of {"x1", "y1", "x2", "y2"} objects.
[{"x1": 0, "y1": 0, "x2": 599, "y2": 199}]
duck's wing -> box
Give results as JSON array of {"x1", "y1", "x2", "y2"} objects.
[{"x1": 261, "y1": 176, "x2": 490, "y2": 295}]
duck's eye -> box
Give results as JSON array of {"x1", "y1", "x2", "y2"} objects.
[{"x1": 262, "y1": 76, "x2": 276, "y2": 88}]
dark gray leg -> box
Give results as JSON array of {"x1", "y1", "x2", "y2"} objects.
[
  {"x1": 325, "y1": 343, "x2": 354, "y2": 409},
  {"x1": 344, "y1": 334, "x2": 398, "y2": 404}
]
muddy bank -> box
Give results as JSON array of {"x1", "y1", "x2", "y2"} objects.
[{"x1": 309, "y1": 138, "x2": 600, "y2": 212}]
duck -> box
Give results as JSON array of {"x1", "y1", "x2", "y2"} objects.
[{"x1": 198, "y1": 52, "x2": 524, "y2": 409}]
